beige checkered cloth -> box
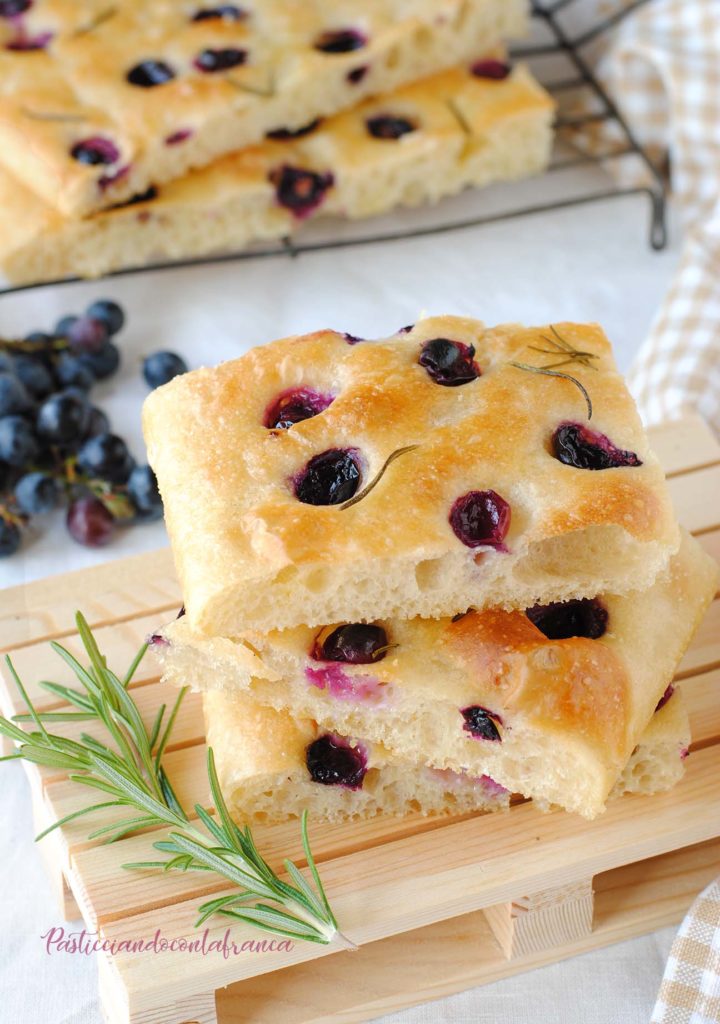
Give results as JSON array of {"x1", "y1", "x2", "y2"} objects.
[
  {"x1": 593, "y1": 0, "x2": 720, "y2": 434},
  {"x1": 577, "y1": 4, "x2": 720, "y2": 1020},
  {"x1": 650, "y1": 878, "x2": 720, "y2": 1024}
]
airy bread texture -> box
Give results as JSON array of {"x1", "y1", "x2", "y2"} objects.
[
  {"x1": 158, "y1": 532, "x2": 717, "y2": 819},
  {"x1": 612, "y1": 687, "x2": 690, "y2": 799},
  {"x1": 0, "y1": 0, "x2": 528, "y2": 217},
  {"x1": 0, "y1": 63, "x2": 554, "y2": 283},
  {"x1": 204, "y1": 690, "x2": 510, "y2": 824},
  {"x1": 203, "y1": 686, "x2": 689, "y2": 825},
  {"x1": 144, "y1": 316, "x2": 681, "y2": 636},
  {"x1": 202, "y1": 684, "x2": 692, "y2": 827}
]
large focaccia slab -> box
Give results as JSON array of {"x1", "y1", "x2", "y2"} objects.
[
  {"x1": 144, "y1": 316, "x2": 680, "y2": 635},
  {"x1": 0, "y1": 0, "x2": 528, "y2": 216},
  {"x1": 158, "y1": 532, "x2": 715, "y2": 819},
  {"x1": 0, "y1": 62, "x2": 553, "y2": 283}
]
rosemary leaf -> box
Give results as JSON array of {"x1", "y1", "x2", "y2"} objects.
[
  {"x1": 339, "y1": 445, "x2": 419, "y2": 511},
  {"x1": 509, "y1": 362, "x2": 593, "y2": 420},
  {"x1": 0, "y1": 613, "x2": 342, "y2": 947}
]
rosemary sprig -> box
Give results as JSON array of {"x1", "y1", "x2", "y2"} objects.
[
  {"x1": 20, "y1": 109, "x2": 87, "y2": 124},
  {"x1": 339, "y1": 445, "x2": 419, "y2": 511},
  {"x1": 0, "y1": 613, "x2": 346, "y2": 947},
  {"x1": 509, "y1": 363, "x2": 593, "y2": 420},
  {"x1": 527, "y1": 325, "x2": 600, "y2": 371},
  {"x1": 73, "y1": 5, "x2": 117, "y2": 36}
]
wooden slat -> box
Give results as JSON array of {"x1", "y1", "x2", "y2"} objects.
[
  {"x1": 94, "y1": 747, "x2": 720, "y2": 1010},
  {"x1": 0, "y1": 614, "x2": 170, "y2": 710},
  {"x1": 667, "y1": 464, "x2": 720, "y2": 535},
  {"x1": 648, "y1": 415, "x2": 720, "y2": 477},
  {"x1": 682, "y1": 669, "x2": 720, "y2": 750},
  {"x1": 698, "y1": 527, "x2": 720, "y2": 568},
  {"x1": 216, "y1": 838, "x2": 720, "y2": 1024},
  {"x1": 0, "y1": 548, "x2": 179, "y2": 653},
  {"x1": 676, "y1": 598, "x2": 720, "y2": 678}
]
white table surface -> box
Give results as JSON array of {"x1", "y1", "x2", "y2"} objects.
[{"x1": 0, "y1": 180, "x2": 684, "y2": 1024}]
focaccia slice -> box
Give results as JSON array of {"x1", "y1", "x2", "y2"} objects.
[
  {"x1": 0, "y1": 61, "x2": 554, "y2": 283},
  {"x1": 203, "y1": 682, "x2": 691, "y2": 825},
  {"x1": 204, "y1": 689, "x2": 510, "y2": 825},
  {"x1": 144, "y1": 316, "x2": 680, "y2": 635},
  {"x1": 157, "y1": 532, "x2": 716, "y2": 818},
  {"x1": 0, "y1": 0, "x2": 528, "y2": 216}
]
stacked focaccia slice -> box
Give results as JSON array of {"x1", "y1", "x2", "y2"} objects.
[
  {"x1": 144, "y1": 316, "x2": 718, "y2": 823},
  {"x1": 0, "y1": 60, "x2": 554, "y2": 282},
  {"x1": 199, "y1": 685, "x2": 691, "y2": 825}
]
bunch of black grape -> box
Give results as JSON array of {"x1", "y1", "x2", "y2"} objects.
[{"x1": 0, "y1": 299, "x2": 185, "y2": 557}]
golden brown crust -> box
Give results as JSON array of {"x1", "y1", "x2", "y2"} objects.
[
  {"x1": 0, "y1": 0, "x2": 528, "y2": 216},
  {"x1": 444, "y1": 610, "x2": 630, "y2": 762},
  {"x1": 144, "y1": 316, "x2": 680, "y2": 633}
]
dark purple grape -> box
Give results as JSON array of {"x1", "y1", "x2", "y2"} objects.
[
  {"x1": 461, "y1": 706, "x2": 502, "y2": 741},
  {"x1": 12, "y1": 355, "x2": 54, "y2": 399},
  {"x1": 0, "y1": 415, "x2": 39, "y2": 467},
  {"x1": 419, "y1": 339, "x2": 480, "y2": 387},
  {"x1": 54, "y1": 315, "x2": 79, "y2": 337},
  {"x1": 191, "y1": 5, "x2": 245, "y2": 21},
  {"x1": 67, "y1": 315, "x2": 109, "y2": 354},
  {"x1": 142, "y1": 351, "x2": 188, "y2": 389},
  {"x1": 126, "y1": 60, "x2": 176, "y2": 87},
  {"x1": 78, "y1": 341, "x2": 120, "y2": 381},
  {"x1": 449, "y1": 490, "x2": 511, "y2": 549},
  {"x1": 56, "y1": 353, "x2": 96, "y2": 391},
  {"x1": 77, "y1": 432, "x2": 134, "y2": 484},
  {"x1": 471, "y1": 58, "x2": 511, "y2": 80},
  {"x1": 347, "y1": 65, "x2": 368, "y2": 84},
  {"x1": 655, "y1": 684, "x2": 674, "y2": 712},
  {"x1": 266, "y1": 118, "x2": 322, "y2": 141},
  {"x1": 264, "y1": 387, "x2": 334, "y2": 429},
  {"x1": 85, "y1": 299, "x2": 125, "y2": 335},
  {"x1": 194, "y1": 47, "x2": 246, "y2": 72},
  {"x1": 314, "y1": 28, "x2": 366, "y2": 53},
  {"x1": 294, "y1": 449, "x2": 361, "y2": 506},
  {"x1": 84, "y1": 406, "x2": 110, "y2": 438},
  {"x1": 305, "y1": 734, "x2": 367, "y2": 788},
  {"x1": 314, "y1": 623, "x2": 388, "y2": 664},
  {"x1": 0, "y1": 1, "x2": 32, "y2": 17},
  {"x1": 0, "y1": 516, "x2": 21, "y2": 557},
  {"x1": 0, "y1": 372, "x2": 31, "y2": 416},
  {"x1": 128, "y1": 464, "x2": 162, "y2": 520},
  {"x1": 552, "y1": 422, "x2": 642, "y2": 471},
  {"x1": 66, "y1": 497, "x2": 114, "y2": 547},
  {"x1": 37, "y1": 392, "x2": 90, "y2": 444},
  {"x1": 365, "y1": 115, "x2": 416, "y2": 140},
  {"x1": 70, "y1": 137, "x2": 120, "y2": 166},
  {"x1": 269, "y1": 165, "x2": 334, "y2": 218},
  {"x1": 15, "y1": 471, "x2": 60, "y2": 515},
  {"x1": 24, "y1": 330, "x2": 54, "y2": 347},
  {"x1": 526, "y1": 598, "x2": 608, "y2": 640},
  {"x1": 6, "y1": 30, "x2": 52, "y2": 50}
]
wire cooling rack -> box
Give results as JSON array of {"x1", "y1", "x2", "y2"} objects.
[{"x1": 0, "y1": 0, "x2": 667, "y2": 296}]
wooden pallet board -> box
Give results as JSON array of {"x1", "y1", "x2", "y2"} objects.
[{"x1": 0, "y1": 413, "x2": 718, "y2": 1024}]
